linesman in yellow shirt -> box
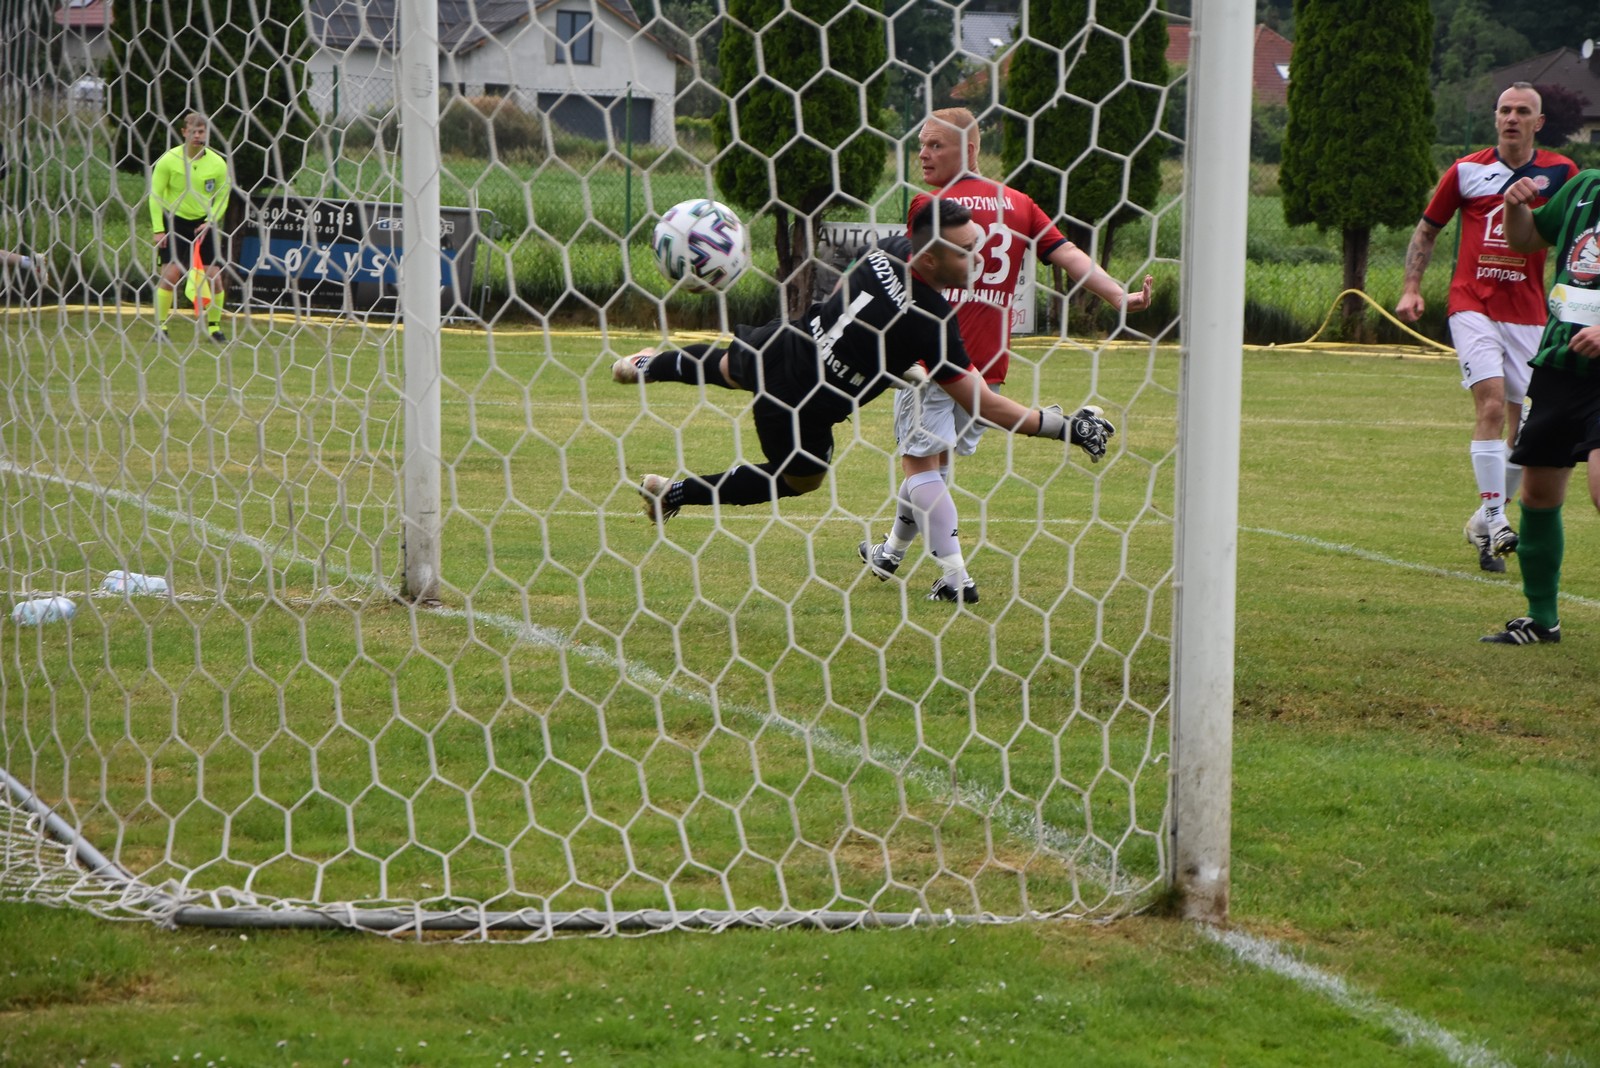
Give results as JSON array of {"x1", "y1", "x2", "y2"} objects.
[{"x1": 149, "y1": 112, "x2": 230, "y2": 341}]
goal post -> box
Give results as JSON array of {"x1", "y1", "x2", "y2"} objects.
[
  {"x1": 1171, "y1": 0, "x2": 1252, "y2": 924},
  {"x1": 0, "y1": 0, "x2": 1246, "y2": 937},
  {"x1": 398, "y1": 0, "x2": 444, "y2": 603}
]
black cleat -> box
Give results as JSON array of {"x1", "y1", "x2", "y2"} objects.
[
  {"x1": 858, "y1": 538, "x2": 902, "y2": 581},
  {"x1": 1480, "y1": 617, "x2": 1560, "y2": 645},
  {"x1": 928, "y1": 576, "x2": 979, "y2": 604}
]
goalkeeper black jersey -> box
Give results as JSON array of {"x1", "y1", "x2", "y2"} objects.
[{"x1": 733, "y1": 246, "x2": 972, "y2": 425}]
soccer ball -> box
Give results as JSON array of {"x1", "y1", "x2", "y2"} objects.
[{"x1": 651, "y1": 199, "x2": 750, "y2": 292}]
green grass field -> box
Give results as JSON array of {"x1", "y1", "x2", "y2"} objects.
[{"x1": 2, "y1": 319, "x2": 1598, "y2": 1066}]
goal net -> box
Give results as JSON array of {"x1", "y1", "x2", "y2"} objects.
[{"x1": 0, "y1": 0, "x2": 1241, "y2": 938}]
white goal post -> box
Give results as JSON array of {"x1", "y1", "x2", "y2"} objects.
[{"x1": 0, "y1": 0, "x2": 1246, "y2": 937}]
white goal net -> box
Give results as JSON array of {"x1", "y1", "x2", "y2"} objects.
[{"x1": 0, "y1": 0, "x2": 1243, "y2": 938}]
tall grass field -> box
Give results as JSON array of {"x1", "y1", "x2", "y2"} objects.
[{"x1": 2, "y1": 319, "x2": 1597, "y2": 1066}]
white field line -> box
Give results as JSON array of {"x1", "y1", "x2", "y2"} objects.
[
  {"x1": 1246, "y1": 526, "x2": 1600, "y2": 612},
  {"x1": 1201, "y1": 926, "x2": 1515, "y2": 1068},
  {"x1": 0, "y1": 458, "x2": 1137, "y2": 900}
]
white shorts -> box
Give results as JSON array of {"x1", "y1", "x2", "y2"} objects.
[
  {"x1": 1448, "y1": 311, "x2": 1540, "y2": 406},
  {"x1": 894, "y1": 380, "x2": 999, "y2": 459}
]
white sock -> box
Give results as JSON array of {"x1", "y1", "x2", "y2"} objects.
[
  {"x1": 886, "y1": 475, "x2": 923, "y2": 556},
  {"x1": 1470, "y1": 439, "x2": 1508, "y2": 526},
  {"x1": 896, "y1": 471, "x2": 967, "y2": 584},
  {"x1": 1504, "y1": 441, "x2": 1523, "y2": 515}
]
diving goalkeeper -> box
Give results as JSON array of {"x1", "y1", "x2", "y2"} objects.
[{"x1": 611, "y1": 198, "x2": 1115, "y2": 529}]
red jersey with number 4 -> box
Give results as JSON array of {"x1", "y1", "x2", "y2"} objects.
[
  {"x1": 909, "y1": 176, "x2": 1068, "y2": 384},
  {"x1": 1422, "y1": 147, "x2": 1577, "y2": 325}
]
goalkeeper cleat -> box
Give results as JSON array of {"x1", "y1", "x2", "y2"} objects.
[
  {"x1": 1068, "y1": 405, "x2": 1116, "y2": 463},
  {"x1": 928, "y1": 576, "x2": 979, "y2": 604},
  {"x1": 1480, "y1": 617, "x2": 1560, "y2": 645},
  {"x1": 1463, "y1": 512, "x2": 1505, "y2": 573},
  {"x1": 857, "y1": 538, "x2": 902, "y2": 581},
  {"x1": 612, "y1": 348, "x2": 658, "y2": 384},
  {"x1": 638, "y1": 473, "x2": 678, "y2": 524}
]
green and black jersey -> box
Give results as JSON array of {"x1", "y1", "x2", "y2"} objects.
[
  {"x1": 1530, "y1": 169, "x2": 1600, "y2": 375},
  {"x1": 148, "y1": 145, "x2": 230, "y2": 233}
]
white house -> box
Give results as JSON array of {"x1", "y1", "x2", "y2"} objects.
[
  {"x1": 306, "y1": 0, "x2": 683, "y2": 145},
  {"x1": 52, "y1": 0, "x2": 111, "y2": 77}
]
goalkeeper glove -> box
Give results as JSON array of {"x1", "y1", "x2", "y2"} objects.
[{"x1": 1036, "y1": 404, "x2": 1116, "y2": 463}]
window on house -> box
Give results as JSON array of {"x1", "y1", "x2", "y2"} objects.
[{"x1": 556, "y1": 11, "x2": 593, "y2": 65}]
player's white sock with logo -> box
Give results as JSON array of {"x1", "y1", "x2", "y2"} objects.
[
  {"x1": 885, "y1": 477, "x2": 923, "y2": 558},
  {"x1": 1504, "y1": 441, "x2": 1523, "y2": 517},
  {"x1": 1470, "y1": 438, "x2": 1509, "y2": 527},
  {"x1": 896, "y1": 471, "x2": 967, "y2": 585}
]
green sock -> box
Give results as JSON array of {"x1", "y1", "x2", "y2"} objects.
[
  {"x1": 1517, "y1": 503, "x2": 1563, "y2": 628},
  {"x1": 207, "y1": 289, "x2": 225, "y2": 331},
  {"x1": 155, "y1": 287, "x2": 172, "y2": 329}
]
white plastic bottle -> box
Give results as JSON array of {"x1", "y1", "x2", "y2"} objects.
[
  {"x1": 11, "y1": 596, "x2": 77, "y2": 625},
  {"x1": 101, "y1": 570, "x2": 170, "y2": 595}
]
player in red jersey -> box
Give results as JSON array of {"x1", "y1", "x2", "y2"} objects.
[
  {"x1": 857, "y1": 107, "x2": 1153, "y2": 603},
  {"x1": 1397, "y1": 83, "x2": 1577, "y2": 573}
]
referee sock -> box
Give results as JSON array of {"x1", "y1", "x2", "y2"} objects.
[
  {"x1": 1517, "y1": 503, "x2": 1562, "y2": 629},
  {"x1": 207, "y1": 290, "x2": 225, "y2": 332},
  {"x1": 155, "y1": 287, "x2": 172, "y2": 330}
]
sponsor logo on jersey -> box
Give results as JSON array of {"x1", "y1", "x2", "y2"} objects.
[
  {"x1": 1480, "y1": 203, "x2": 1509, "y2": 249},
  {"x1": 1549, "y1": 283, "x2": 1600, "y2": 327},
  {"x1": 1567, "y1": 231, "x2": 1600, "y2": 286}
]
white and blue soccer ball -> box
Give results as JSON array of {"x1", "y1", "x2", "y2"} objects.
[{"x1": 651, "y1": 199, "x2": 750, "y2": 292}]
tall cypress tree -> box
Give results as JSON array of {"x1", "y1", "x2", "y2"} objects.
[
  {"x1": 999, "y1": 0, "x2": 1167, "y2": 265},
  {"x1": 108, "y1": 0, "x2": 315, "y2": 194},
  {"x1": 713, "y1": 0, "x2": 889, "y2": 315},
  {"x1": 1280, "y1": 0, "x2": 1435, "y2": 330}
]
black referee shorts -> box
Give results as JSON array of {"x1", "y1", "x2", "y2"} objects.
[
  {"x1": 161, "y1": 216, "x2": 221, "y2": 269},
  {"x1": 1511, "y1": 363, "x2": 1600, "y2": 468}
]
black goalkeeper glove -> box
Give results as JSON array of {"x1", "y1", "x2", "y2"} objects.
[{"x1": 1035, "y1": 404, "x2": 1116, "y2": 463}]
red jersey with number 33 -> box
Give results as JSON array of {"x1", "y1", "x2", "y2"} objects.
[
  {"x1": 1422, "y1": 147, "x2": 1577, "y2": 325},
  {"x1": 909, "y1": 176, "x2": 1067, "y2": 384}
]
